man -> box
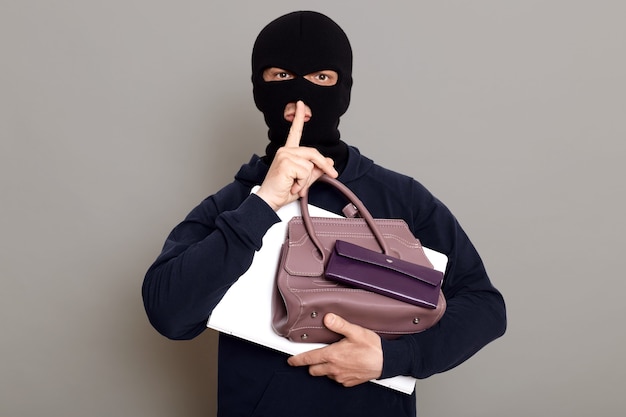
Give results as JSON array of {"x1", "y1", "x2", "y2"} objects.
[{"x1": 143, "y1": 11, "x2": 506, "y2": 416}]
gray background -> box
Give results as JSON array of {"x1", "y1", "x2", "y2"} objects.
[{"x1": 1, "y1": 1, "x2": 624, "y2": 416}]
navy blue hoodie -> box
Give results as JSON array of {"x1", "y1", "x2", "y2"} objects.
[{"x1": 142, "y1": 146, "x2": 506, "y2": 416}]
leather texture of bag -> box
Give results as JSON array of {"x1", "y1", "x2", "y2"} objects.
[{"x1": 271, "y1": 175, "x2": 446, "y2": 344}]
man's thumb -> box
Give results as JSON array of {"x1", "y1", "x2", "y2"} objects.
[{"x1": 324, "y1": 313, "x2": 353, "y2": 337}]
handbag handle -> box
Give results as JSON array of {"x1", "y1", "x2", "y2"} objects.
[{"x1": 299, "y1": 174, "x2": 391, "y2": 262}]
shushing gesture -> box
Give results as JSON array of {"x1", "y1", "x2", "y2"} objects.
[
  {"x1": 256, "y1": 100, "x2": 338, "y2": 211},
  {"x1": 256, "y1": 102, "x2": 383, "y2": 387}
]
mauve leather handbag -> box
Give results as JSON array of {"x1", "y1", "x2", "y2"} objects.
[{"x1": 271, "y1": 175, "x2": 446, "y2": 344}]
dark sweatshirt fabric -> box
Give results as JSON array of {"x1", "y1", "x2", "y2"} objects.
[{"x1": 142, "y1": 146, "x2": 506, "y2": 417}]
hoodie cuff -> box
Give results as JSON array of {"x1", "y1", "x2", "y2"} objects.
[
  {"x1": 220, "y1": 193, "x2": 281, "y2": 250},
  {"x1": 379, "y1": 337, "x2": 416, "y2": 380}
]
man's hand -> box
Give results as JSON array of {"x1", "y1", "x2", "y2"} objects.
[
  {"x1": 287, "y1": 313, "x2": 384, "y2": 387},
  {"x1": 256, "y1": 100, "x2": 338, "y2": 211}
]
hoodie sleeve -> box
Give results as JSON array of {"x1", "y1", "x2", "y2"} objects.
[
  {"x1": 379, "y1": 181, "x2": 506, "y2": 379},
  {"x1": 142, "y1": 184, "x2": 280, "y2": 340}
]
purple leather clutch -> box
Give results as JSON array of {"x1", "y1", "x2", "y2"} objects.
[{"x1": 325, "y1": 240, "x2": 444, "y2": 309}]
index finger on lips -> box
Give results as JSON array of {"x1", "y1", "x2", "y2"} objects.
[{"x1": 285, "y1": 100, "x2": 305, "y2": 148}]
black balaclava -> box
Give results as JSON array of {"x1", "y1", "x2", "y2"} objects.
[{"x1": 252, "y1": 11, "x2": 353, "y2": 169}]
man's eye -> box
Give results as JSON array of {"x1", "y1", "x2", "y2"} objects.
[
  {"x1": 318, "y1": 74, "x2": 328, "y2": 81},
  {"x1": 278, "y1": 72, "x2": 290, "y2": 79}
]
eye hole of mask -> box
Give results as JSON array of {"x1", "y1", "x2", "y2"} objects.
[{"x1": 262, "y1": 67, "x2": 338, "y2": 86}]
